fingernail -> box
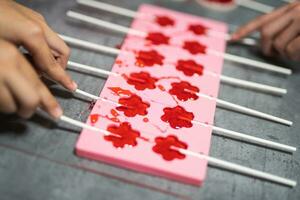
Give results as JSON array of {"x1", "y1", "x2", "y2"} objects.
[
  {"x1": 53, "y1": 106, "x2": 63, "y2": 119},
  {"x1": 231, "y1": 34, "x2": 237, "y2": 40},
  {"x1": 72, "y1": 81, "x2": 78, "y2": 90}
]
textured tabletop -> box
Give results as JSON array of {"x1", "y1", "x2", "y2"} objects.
[{"x1": 0, "y1": 0, "x2": 299, "y2": 200}]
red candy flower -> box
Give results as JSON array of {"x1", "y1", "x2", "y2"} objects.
[
  {"x1": 161, "y1": 106, "x2": 194, "y2": 129},
  {"x1": 146, "y1": 32, "x2": 170, "y2": 45},
  {"x1": 176, "y1": 59, "x2": 204, "y2": 76},
  {"x1": 155, "y1": 15, "x2": 175, "y2": 27},
  {"x1": 183, "y1": 41, "x2": 207, "y2": 55},
  {"x1": 169, "y1": 81, "x2": 200, "y2": 101},
  {"x1": 117, "y1": 94, "x2": 150, "y2": 117},
  {"x1": 105, "y1": 122, "x2": 140, "y2": 148},
  {"x1": 188, "y1": 24, "x2": 208, "y2": 35},
  {"x1": 152, "y1": 135, "x2": 188, "y2": 161},
  {"x1": 127, "y1": 71, "x2": 158, "y2": 90},
  {"x1": 135, "y1": 50, "x2": 165, "y2": 67}
]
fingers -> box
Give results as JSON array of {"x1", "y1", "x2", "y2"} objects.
[
  {"x1": 260, "y1": 11, "x2": 294, "y2": 56},
  {"x1": 15, "y1": 3, "x2": 70, "y2": 68},
  {"x1": 0, "y1": 85, "x2": 17, "y2": 114},
  {"x1": 286, "y1": 37, "x2": 300, "y2": 61},
  {"x1": 273, "y1": 20, "x2": 300, "y2": 56},
  {"x1": 0, "y1": 39, "x2": 63, "y2": 119},
  {"x1": 232, "y1": 2, "x2": 299, "y2": 40},
  {"x1": 17, "y1": 53, "x2": 63, "y2": 118},
  {"x1": 0, "y1": 1, "x2": 76, "y2": 91},
  {"x1": 5, "y1": 67, "x2": 40, "y2": 119},
  {"x1": 18, "y1": 21, "x2": 76, "y2": 91}
]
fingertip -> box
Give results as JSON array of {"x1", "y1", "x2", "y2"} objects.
[
  {"x1": 68, "y1": 81, "x2": 78, "y2": 91},
  {"x1": 51, "y1": 106, "x2": 63, "y2": 119},
  {"x1": 230, "y1": 33, "x2": 239, "y2": 41}
]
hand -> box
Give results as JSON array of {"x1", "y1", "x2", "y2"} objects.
[
  {"x1": 232, "y1": 2, "x2": 300, "y2": 61},
  {"x1": 0, "y1": 0, "x2": 76, "y2": 90},
  {"x1": 0, "y1": 39, "x2": 62, "y2": 119}
]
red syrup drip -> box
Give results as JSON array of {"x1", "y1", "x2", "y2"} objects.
[
  {"x1": 108, "y1": 87, "x2": 133, "y2": 96},
  {"x1": 117, "y1": 94, "x2": 150, "y2": 117},
  {"x1": 169, "y1": 81, "x2": 200, "y2": 101},
  {"x1": 105, "y1": 122, "x2": 141, "y2": 148},
  {"x1": 158, "y1": 84, "x2": 166, "y2": 91},
  {"x1": 155, "y1": 15, "x2": 175, "y2": 27},
  {"x1": 183, "y1": 41, "x2": 207, "y2": 55},
  {"x1": 188, "y1": 24, "x2": 208, "y2": 35},
  {"x1": 111, "y1": 109, "x2": 119, "y2": 117},
  {"x1": 90, "y1": 113, "x2": 120, "y2": 125},
  {"x1": 115, "y1": 59, "x2": 123, "y2": 67},
  {"x1": 90, "y1": 114, "x2": 100, "y2": 125},
  {"x1": 176, "y1": 59, "x2": 204, "y2": 76},
  {"x1": 152, "y1": 135, "x2": 188, "y2": 161},
  {"x1": 135, "y1": 50, "x2": 165, "y2": 67},
  {"x1": 161, "y1": 106, "x2": 194, "y2": 129},
  {"x1": 126, "y1": 71, "x2": 158, "y2": 91},
  {"x1": 146, "y1": 32, "x2": 170, "y2": 45},
  {"x1": 143, "y1": 117, "x2": 149, "y2": 123}
]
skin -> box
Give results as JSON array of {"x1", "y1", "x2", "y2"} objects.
[
  {"x1": 0, "y1": 0, "x2": 77, "y2": 119},
  {"x1": 232, "y1": 2, "x2": 300, "y2": 61}
]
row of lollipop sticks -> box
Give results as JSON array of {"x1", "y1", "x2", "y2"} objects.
[
  {"x1": 232, "y1": 0, "x2": 293, "y2": 14},
  {"x1": 198, "y1": 0, "x2": 293, "y2": 13},
  {"x1": 43, "y1": 0, "x2": 297, "y2": 187}
]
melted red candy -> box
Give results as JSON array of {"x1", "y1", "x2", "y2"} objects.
[
  {"x1": 135, "y1": 50, "x2": 165, "y2": 67},
  {"x1": 117, "y1": 94, "x2": 150, "y2": 117},
  {"x1": 169, "y1": 81, "x2": 200, "y2": 101},
  {"x1": 158, "y1": 84, "x2": 166, "y2": 91},
  {"x1": 188, "y1": 24, "x2": 208, "y2": 35},
  {"x1": 108, "y1": 87, "x2": 133, "y2": 96},
  {"x1": 146, "y1": 32, "x2": 170, "y2": 45},
  {"x1": 126, "y1": 71, "x2": 158, "y2": 90},
  {"x1": 105, "y1": 122, "x2": 140, "y2": 148},
  {"x1": 176, "y1": 59, "x2": 204, "y2": 76},
  {"x1": 183, "y1": 41, "x2": 207, "y2": 55},
  {"x1": 111, "y1": 109, "x2": 119, "y2": 117},
  {"x1": 161, "y1": 106, "x2": 194, "y2": 129},
  {"x1": 90, "y1": 114, "x2": 100, "y2": 125},
  {"x1": 153, "y1": 135, "x2": 187, "y2": 161},
  {"x1": 155, "y1": 15, "x2": 175, "y2": 27},
  {"x1": 90, "y1": 113, "x2": 120, "y2": 124}
]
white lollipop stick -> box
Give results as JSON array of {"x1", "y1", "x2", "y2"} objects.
[
  {"x1": 219, "y1": 75, "x2": 286, "y2": 95},
  {"x1": 67, "y1": 11, "x2": 146, "y2": 37},
  {"x1": 61, "y1": 35, "x2": 287, "y2": 95},
  {"x1": 178, "y1": 148, "x2": 296, "y2": 187},
  {"x1": 195, "y1": 92, "x2": 292, "y2": 126},
  {"x1": 67, "y1": 61, "x2": 292, "y2": 126},
  {"x1": 207, "y1": 49, "x2": 291, "y2": 75},
  {"x1": 67, "y1": 11, "x2": 291, "y2": 75},
  {"x1": 59, "y1": 114, "x2": 297, "y2": 186},
  {"x1": 76, "y1": 0, "x2": 257, "y2": 46},
  {"x1": 236, "y1": 0, "x2": 274, "y2": 13},
  {"x1": 208, "y1": 30, "x2": 257, "y2": 46},
  {"x1": 74, "y1": 89, "x2": 101, "y2": 100},
  {"x1": 197, "y1": 118, "x2": 295, "y2": 152},
  {"x1": 60, "y1": 115, "x2": 110, "y2": 135},
  {"x1": 60, "y1": 34, "x2": 121, "y2": 55},
  {"x1": 77, "y1": 0, "x2": 143, "y2": 18}
]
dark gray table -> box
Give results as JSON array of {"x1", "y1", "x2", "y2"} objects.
[{"x1": 0, "y1": 0, "x2": 299, "y2": 199}]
